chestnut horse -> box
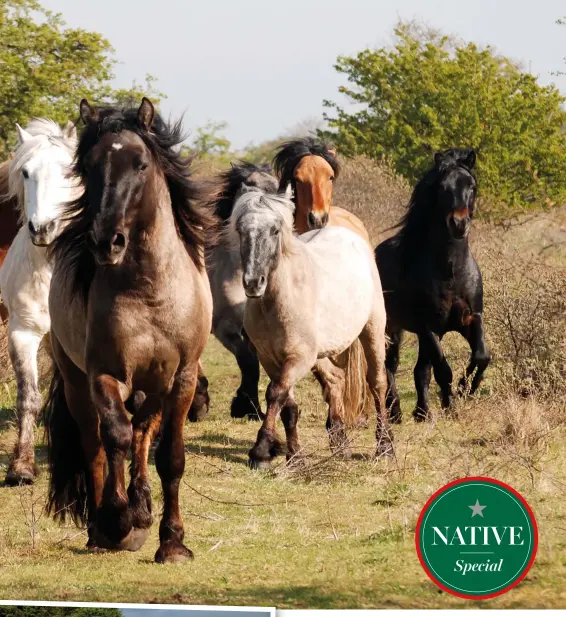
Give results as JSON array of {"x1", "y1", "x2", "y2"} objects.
[
  {"x1": 44, "y1": 98, "x2": 213, "y2": 563},
  {"x1": 273, "y1": 137, "x2": 370, "y2": 244}
]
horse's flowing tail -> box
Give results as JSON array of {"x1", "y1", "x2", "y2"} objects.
[
  {"x1": 43, "y1": 364, "x2": 88, "y2": 526},
  {"x1": 343, "y1": 338, "x2": 373, "y2": 428}
]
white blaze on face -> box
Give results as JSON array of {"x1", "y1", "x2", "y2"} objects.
[
  {"x1": 22, "y1": 140, "x2": 74, "y2": 229},
  {"x1": 112, "y1": 143, "x2": 123, "y2": 151}
]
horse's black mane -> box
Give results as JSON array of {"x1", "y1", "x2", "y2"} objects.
[
  {"x1": 50, "y1": 105, "x2": 215, "y2": 303},
  {"x1": 394, "y1": 148, "x2": 477, "y2": 244},
  {"x1": 212, "y1": 161, "x2": 275, "y2": 222},
  {"x1": 273, "y1": 136, "x2": 340, "y2": 194}
]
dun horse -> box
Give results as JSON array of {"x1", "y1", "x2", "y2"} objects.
[
  {"x1": 375, "y1": 148, "x2": 490, "y2": 422},
  {"x1": 44, "y1": 98, "x2": 213, "y2": 563},
  {"x1": 194, "y1": 162, "x2": 277, "y2": 421},
  {"x1": 229, "y1": 186, "x2": 393, "y2": 467},
  {"x1": 0, "y1": 118, "x2": 78, "y2": 485},
  {"x1": 196, "y1": 139, "x2": 375, "y2": 421}
]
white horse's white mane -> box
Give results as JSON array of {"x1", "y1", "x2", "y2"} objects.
[{"x1": 7, "y1": 118, "x2": 77, "y2": 217}]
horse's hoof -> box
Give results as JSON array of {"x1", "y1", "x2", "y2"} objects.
[
  {"x1": 412, "y1": 409, "x2": 429, "y2": 423},
  {"x1": 4, "y1": 464, "x2": 36, "y2": 486},
  {"x1": 230, "y1": 394, "x2": 260, "y2": 419},
  {"x1": 187, "y1": 401, "x2": 209, "y2": 423},
  {"x1": 248, "y1": 458, "x2": 272, "y2": 470},
  {"x1": 94, "y1": 526, "x2": 150, "y2": 552},
  {"x1": 375, "y1": 440, "x2": 395, "y2": 459},
  {"x1": 389, "y1": 412, "x2": 403, "y2": 425},
  {"x1": 155, "y1": 540, "x2": 194, "y2": 564}
]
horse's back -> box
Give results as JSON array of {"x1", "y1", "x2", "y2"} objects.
[
  {"x1": 303, "y1": 226, "x2": 378, "y2": 356},
  {"x1": 328, "y1": 206, "x2": 371, "y2": 247}
]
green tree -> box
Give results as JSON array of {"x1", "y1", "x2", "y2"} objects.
[
  {"x1": 321, "y1": 22, "x2": 566, "y2": 218},
  {"x1": 188, "y1": 120, "x2": 232, "y2": 161},
  {"x1": 0, "y1": 0, "x2": 163, "y2": 158}
]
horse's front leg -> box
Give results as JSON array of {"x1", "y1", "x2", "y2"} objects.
[
  {"x1": 187, "y1": 361, "x2": 210, "y2": 422},
  {"x1": 154, "y1": 365, "x2": 197, "y2": 564},
  {"x1": 249, "y1": 358, "x2": 312, "y2": 468},
  {"x1": 458, "y1": 314, "x2": 491, "y2": 396},
  {"x1": 418, "y1": 330, "x2": 454, "y2": 411},
  {"x1": 90, "y1": 373, "x2": 138, "y2": 550},
  {"x1": 5, "y1": 327, "x2": 43, "y2": 485},
  {"x1": 215, "y1": 321, "x2": 261, "y2": 421},
  {"x1": 128, "y1": 395, "x2": 162, "y2": 547}
]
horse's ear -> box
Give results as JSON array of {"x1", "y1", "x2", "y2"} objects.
[
  {"x1": 79, "y1": 99, "x2": 98, "y2": 125},
  {"x1": 328, "y1": 147, "x2": 337, "y2": 157},
  {"x1": 239, "y1": 182, "x2": 253, "y2": 194},
  {"x1": 434, "y1": 151, "x2": 445, "y2": 168},
  {"x1": 9, "y1": 151, "x2": 15, "y2": 160},
  {"x1": 461, "y1": 148, "x2": 476, "y2": 170},
  {"x1": 63, "y1": 120, "x2": 77, "y2": 141},
  {"x1": 138, "y1": 97, "x2": 155, "y2": 131},
  {"x1": 15, "y1": 124, "x2": 32, "y2": 145},
  {"x1": 283, "y1": 182, "x2": 293, "y2": 201}
]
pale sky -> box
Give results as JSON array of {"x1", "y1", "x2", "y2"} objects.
[{"x1": 41, "y1": 0, "x2": 566, "y2": 149}]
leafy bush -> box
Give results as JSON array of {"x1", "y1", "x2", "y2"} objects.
[{"x1": 321, "y1": 22, "x2": 566, "y2": 220}]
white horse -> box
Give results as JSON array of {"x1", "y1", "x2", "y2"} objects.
[
  {"x1": 0, "y1": 118, "x2": 78, "y2": 485},
  {"x1": 228, "y1": 185, "x2": 393, "y2": 468}
]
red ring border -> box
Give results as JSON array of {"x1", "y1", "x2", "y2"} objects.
[{"x1": 415, "y1": 476, "x2": 539, "y2": 600}]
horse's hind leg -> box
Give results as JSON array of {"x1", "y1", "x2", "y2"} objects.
[
  {"x1": 313, "y1": 359, "x2": 351, "y2": 459},
  {"x1": 413, "y1": 342, "x2": 433, "y2": 422},
  {"x1": 418, "y1": 330, "x2": 454, "y2": 412},
  {"x1": 5, "y1": 327, "x2": 43, "y2": 485},
  {"x1": 458, "y1": 315, "x2": 491, "y2": 396},
  {"x1": 359, "y1": 315, "x2": 394, "y2": 458},
  {"x1": 386, "y1": 329, "x2": 403, "y2": 424},
  {"x1": 154, "y1": 364, "x2": 198, "y2": 564},
  {"x1": 187, "y1": 362, "x2": 210, "y2": 422}
]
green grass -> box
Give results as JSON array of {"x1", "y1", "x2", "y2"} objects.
[{"x1": 0, "y1": 336, "x2": 565, "y2": 609}]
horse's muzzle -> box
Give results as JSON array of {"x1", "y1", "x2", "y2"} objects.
[
  {"x1": 90, "y1": 230, "x2": 129, "y2": 266},
  {"x1": 243, "y1": 273, "x2": 267, "y2": 298},
  {"x1": 28, "y1": 220, "x2": 58, "y2": 246},
  {"x1": 307, "y1": 211, "x2": 329, "y2": 230}
]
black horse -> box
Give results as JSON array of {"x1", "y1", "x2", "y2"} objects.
[{"x1": 375, "y1": 148, "x2": 490, "y2": 422}]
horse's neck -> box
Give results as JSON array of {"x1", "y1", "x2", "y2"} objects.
[
  {"x1": 294, "y1": 208, "x2": 309, "y2": 235},
  {"x1": 263, "y1": 239, "x2": 307, "y2": 307},
  {"x1": 126, "y1": 175, "x2": 187, "y2": 276}
]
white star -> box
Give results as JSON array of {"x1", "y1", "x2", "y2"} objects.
[{"x1": 469, "y1": 499, "x2": 487, "y2": 517}]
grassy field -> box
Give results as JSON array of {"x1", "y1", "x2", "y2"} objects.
[{"x1": 0, "y1": 334, "x2": 566, "y2": 609}]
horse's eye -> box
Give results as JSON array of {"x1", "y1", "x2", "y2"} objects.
[
  {"x1": 137, "y1": 161, "x2": 149, "y2": 172},
  {"x1": 22, "y1": 169, "x2": 29, "y2": 180},
  {"x1": 329, "y1": 175, "x2": 335, "y2": 182},
  {"x1": 271, "y1": 227, "x2": 280, "y2": 236}
]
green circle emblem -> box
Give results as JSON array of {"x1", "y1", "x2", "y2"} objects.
[{"x1": 416, "y1": 477, "x2": 538, "y2": 599}]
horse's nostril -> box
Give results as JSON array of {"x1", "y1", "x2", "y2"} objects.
[
  {"x1": 28, "y1": 221, "x2": 35, "y2": 235},
  {"x1": 111, "y1": 232, "x2": 127, "y2": 251},
  {"x1": 46, "y1": 221, "x2": 56, "y2": 233},
  {"x1": 258, "y1": 275, "x2": 266, "y2": 287}
]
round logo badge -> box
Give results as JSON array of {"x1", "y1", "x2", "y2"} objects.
[{"x1": 416, "y1": 477, "x2": 538, "y2": 599}]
